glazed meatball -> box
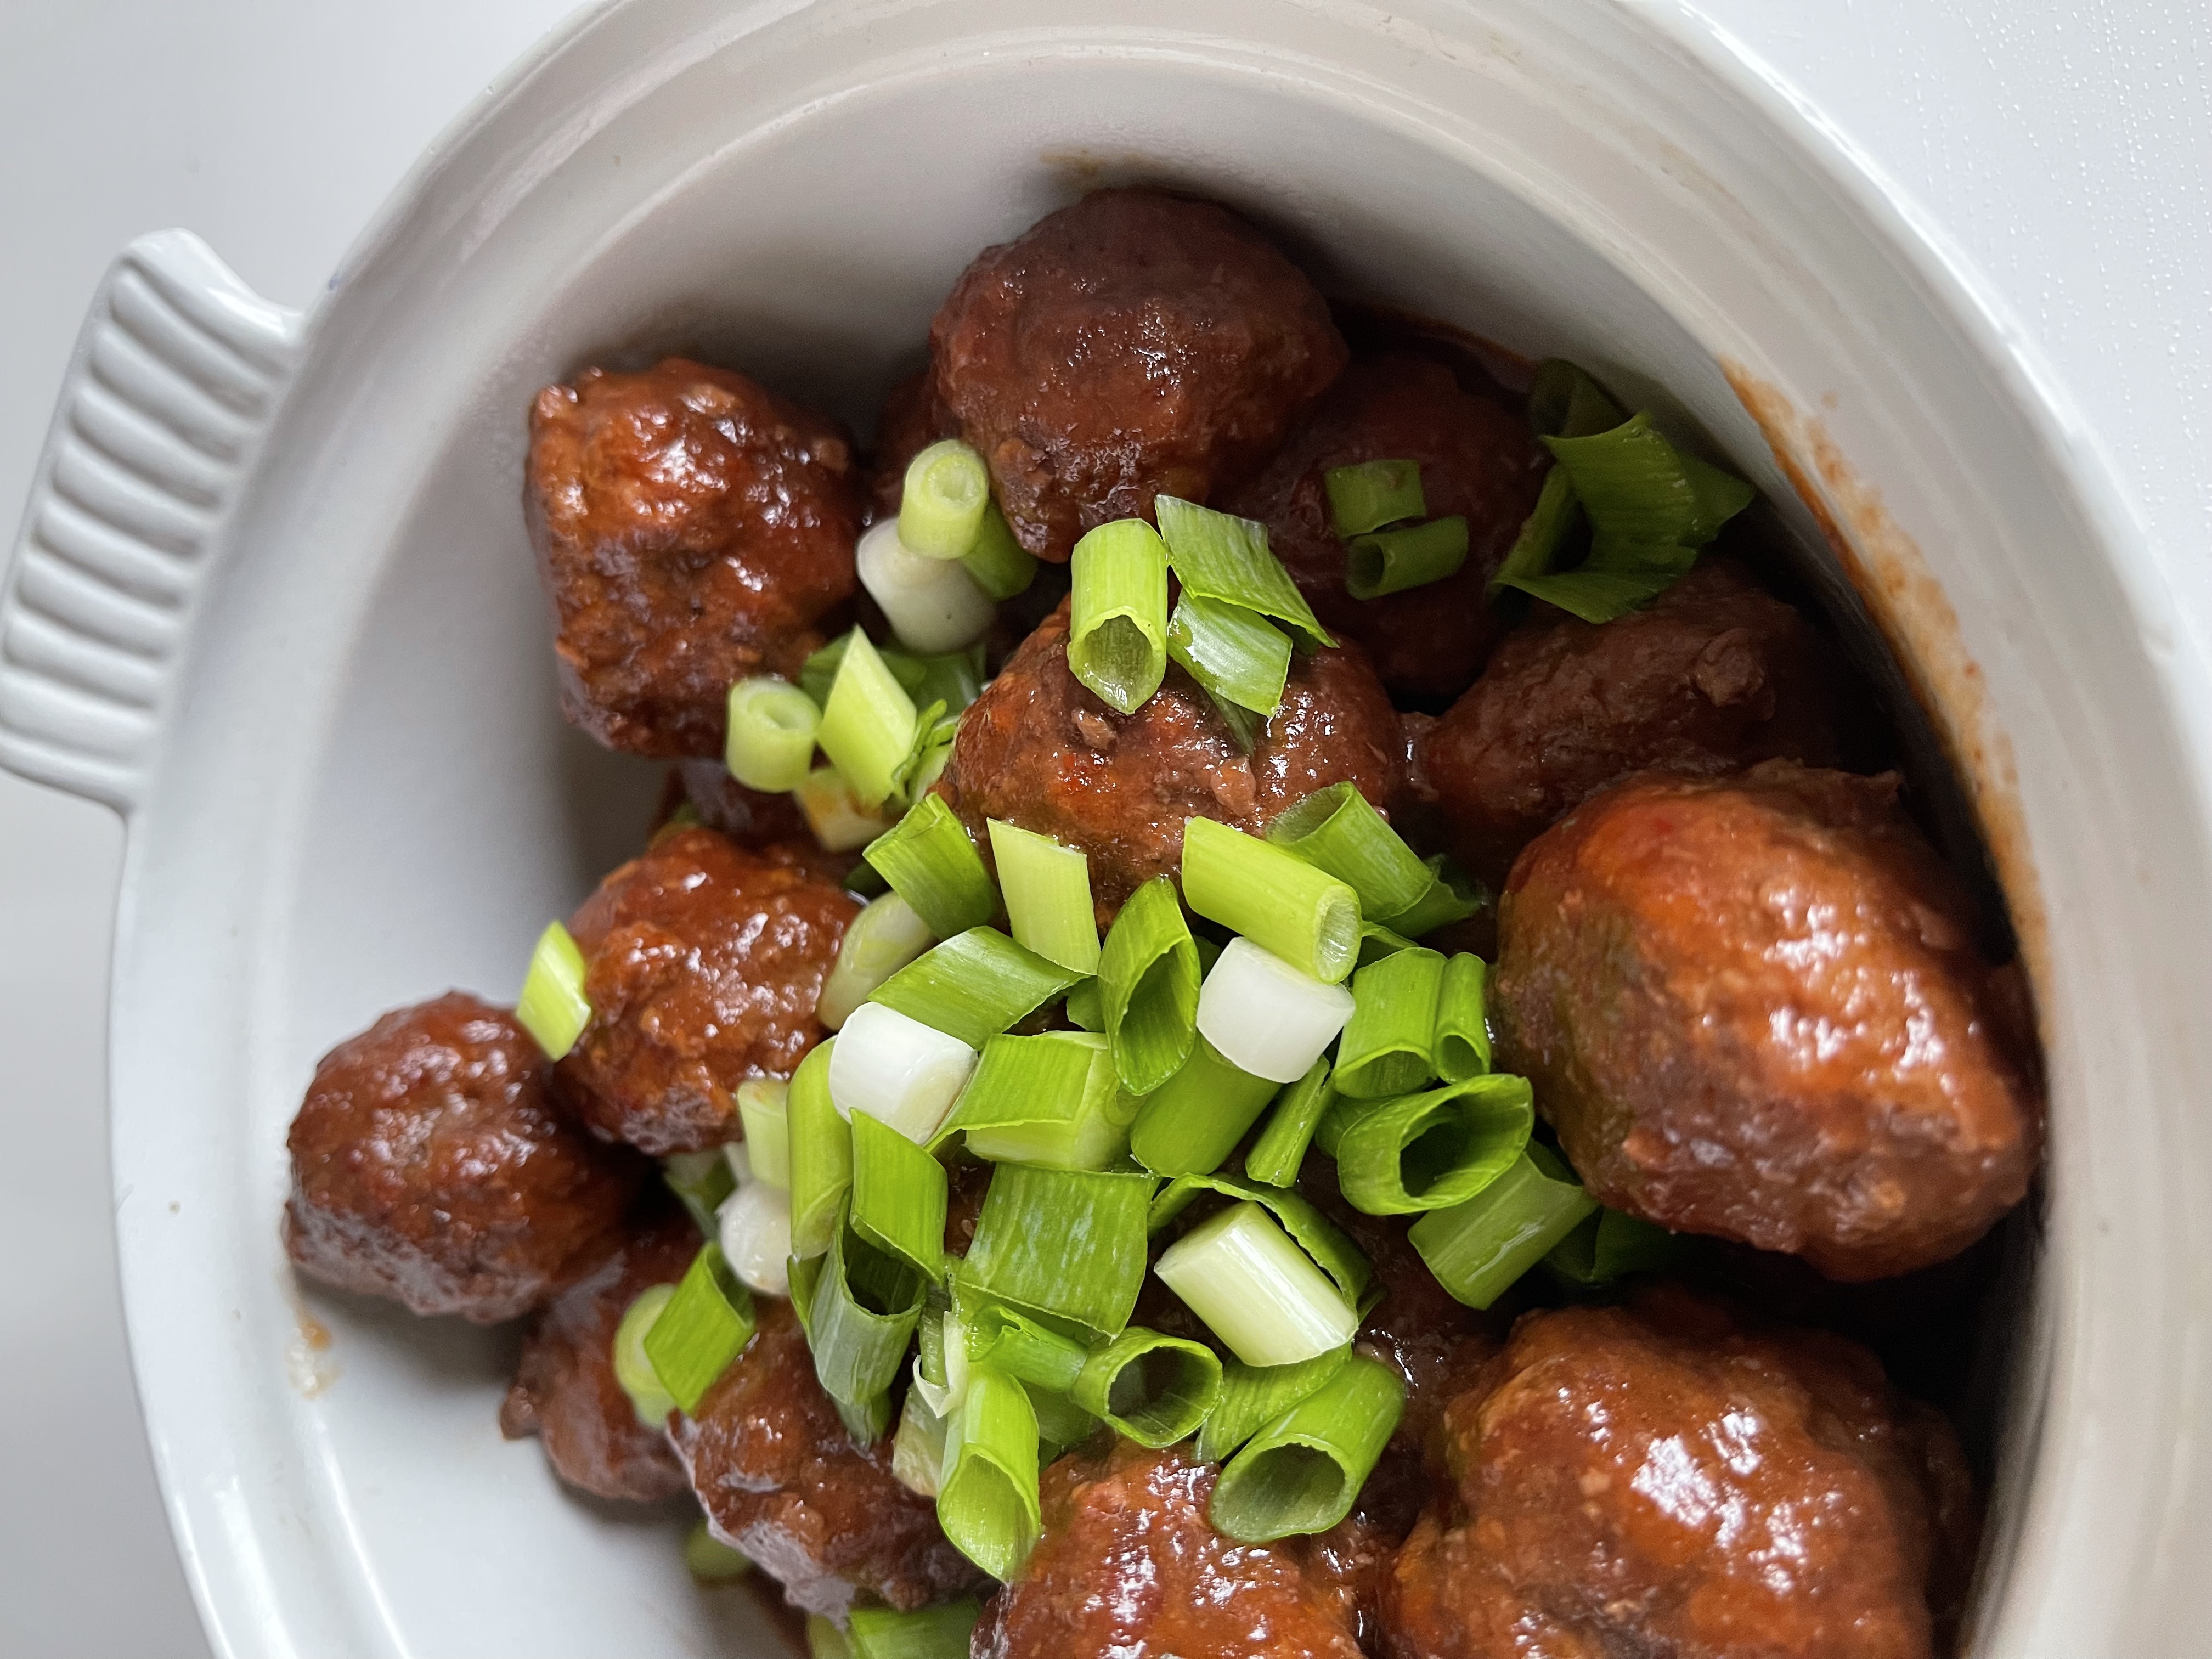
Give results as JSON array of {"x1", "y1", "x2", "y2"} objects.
[
  {"x1": 499, "y1": 1206, "x2": 698, "y2": 1503},
  {"x1": 1492, "y1": 763, "x2": 2041, "y2": 1280},
  {"x1": 1217, "y1": 354, "x2": 1549, "y2": 701},
  {"x1": 526, "y1": 357, "x2": 862, "y2": 757},
  {"x1": 560, "y1": 827, "x2": 860, "y2": 1156},
  {"x1": 673, "y1": 1299, "x2": 984, "y2": 1616},
  {"x1": 1382, "y1": 1289, "x2": 1976, "y2": 1659},
  {"x1": 974, "y1": 1438, "x2": 1364, "y2": 1659},
  {"x1": 1414, "y1": 559, "x2": 1857, "y2": 884},
  {"x1": 935, "y1": 599, "x2": 1405, "y2": 922},
  {"x1": 673, "y1": 758, "x2": 814, "y2": 848},
  {"x1": 283, "y1": 993, "x2": 642, "y2": 1322},
  {"x1": 930, "y1": 189, "x2": 1347, "y2": 560}
]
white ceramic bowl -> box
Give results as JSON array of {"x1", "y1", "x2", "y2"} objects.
[{"x1": 7, "y1": 1, "x2": 2209, "y2": 1654}]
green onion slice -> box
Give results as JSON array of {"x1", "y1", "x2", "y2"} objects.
[
  {"x1": 517, "y1": 920, "x2": 592, "y2": 1060},
  {"x1": 1335, "y1": 947, "x2": 1446, "y2": 1099},
  {"x1": 1208, "y1": 1354, "x2": 1403, "y2": 1542},
  {"x1": 804, "y1": 1202, "x2": 928, "y2": 1428},
  {"x1": 787, "y1": 1040, "x2": 852, "y2": 1260},
  {"x1": 1166, "y1": 593, "x2": 1292, "y2": 718},
  {"x1": 819, "y1": 630, "x2": 921, "y2": 811},
  {"x1": 1548, "y1": 411, "x2": 1755, "y2": 551},
  {"x1": 964, "y1": 1302, "x2": 1088, "y2": 1395},
  {"x1": 960, "y1": 1165, "x2": 1153, "y2": 1339},
  {"x1": 642, "y1": 1243, "x2": 757, "y2": 1416},
  {"x1": 1152, "y1": 1200, "x2": 1359, "y2": 1368},
  {"x1": 1243, "y1": 1059, "x2": 1338, "y2": 1188},
  {"x1": 1195, "y1": 1346, "x2": 1350, "y2": 1464},
  {"x1": 899, "y1": 438, "x2": 992, "y2": 560},
  {"x1": 1153, "y1": 496, "x2": 1334, "y2": 650},
  {"x1": 1063, "y1": 979, "x2": 1105, "y2": 1031},
  {"x1": 865, "y1": 794, "x2": 998, "y2": 941},
  {"x1": 850, "y1": 1110, "x2": 949, "y2": 1278},
  {"x1": 939, "y1": 1031, "x2": 1127, "y2": 1171},
  {"x1": 1433, "y1": 953, "x2": 1492, "y2": 1081},
  {"x1": 1345, "y1": 515, "x2": 1469, "y2": 601},
  {"x1": 1380, "y1": 855, "x2": 1486, "y2": 939},
  {"x1": 795, "y1": 765, "x2": 893, "y2": 854},
  {"x1": 938, "y1": 1364, "x2": 1042, "y2": 1581},
  {"x1": 870, "y1": 927, "x2": 1084, "y2": 1049},
  {"x1": 1072, "y1": 1327, "x2": 1223, "y2": 1449},
  {"x1": 1148, "y1": 1172, "x2": 1372, "y2": 1311},
  {"x1": 1489, "y1": 464, "x2": 1581, "y2": 596},
  {"x1": 1068, "y1": 518, "x2": 1170, "y2": 714},
  {"x1": 724, "y1": 676, "x2": 821, "y2": 793},
  {"x1": 1527, "y1": 358, "x2": 1629, "y2": 439},
  {"x1": 1266, "y1": 781, "x2": 1432, "y2": 923},
  {"x1": 849, "y1": 1600, "x2": 985, "y2": 1659},
  {"x1": 1545, "y1": 1203, "x2": 1692, "y2": 1286},
  {"x1": 819, "y1": 893, "x2": 937, "y2": 1032},
  {"x1": 1127, "y1": 1034, "x2": 1279, "y2": 1178},
  {"x1": 962, "y1": 501, "x2": 1039, "y2": 601},
  {"x1": 1329, "y1": 1073, "x2": 1533, "y2": 1215},
  {"x1": 735, "y1": 1079, "x2": 791, "y2": 1189},
  {"x1": 1181, "y1": 817, "x2": 1361, "y2": 985},
  {"x1": 1099, "y1": 875, "x2": 1201, "y2": 1096},
  {"x1": 663, "y1": 1147, "x2": 738, "y2": 1237},
  {"x1": 1409, "y1": 1148, "x2": 1599, "y2": 1308},
  {"x1": 1323, "y1": 459, "x2": 1425, "y2": 537},
  {"x1": 807, "y1": 1614, "x2": 853, "y2": 1659},
  {"x1": 1025, "y1": 1378, "x2": 1101, "y2": 1461},
  {"x1": 612, "y1": 1283, "x2": 678, "y2": 1427},
  {"x1": 985, "y1": 819, "x2": 1100, "y2": 975},
  {"x1": 892, "y1": 1386, "x2": 951, "y2": 1498},
  {"x1": 684, "y1": 1520, "x2": 751, "y2": 1583},
  {"x1": 1357, "y1": 923, "x2": 1416, "y2": 967}
]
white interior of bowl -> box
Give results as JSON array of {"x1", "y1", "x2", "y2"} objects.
[{"x1": 102, "y1": 2, "x2": 2212, "y2": 1655}]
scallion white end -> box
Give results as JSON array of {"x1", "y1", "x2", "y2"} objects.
[
  {"x1": 857, "y1": 518, "x2": 996, "y2": 656},
  {"x1": 716, "y1": 1180, "x2": 792, "y2": 1296},
  {"x1": 818, "y1": 892, "x2": 937, "y2": 1030},
  {"x1": 827, "y1": 1001, "x2": 977, "y2": 1143},
  {"x1": 1154, "y1": 1199, "x2": 1359, "y2": 1366},
  {"x1": 1195, "y1": 936, "x2": 1356, "y2": 1084}
]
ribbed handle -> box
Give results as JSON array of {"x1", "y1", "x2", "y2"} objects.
[{"x1": 0, "y1": 230, "x2": 303, "y2": 814}]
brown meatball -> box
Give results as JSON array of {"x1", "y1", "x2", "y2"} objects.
[
  {"x1": 974, "y1": 1439, "x2": 1364, "y2": 1659},
  {"x1": 283, "y1": 994, "x2": 642, "y2": 1322},
  {"x1": 673, "y1": 758, "x2": 814, "y2": 848},
  {"x1": 930, "y1": 189, "x2": 1347, "y2": 560},
  {"x1": 560, "y1": 827, "x2": 860, "y2": 1156},
  {"x1": 526, "y1": 357, "x2": 862, "y2": 757},
  {"x1": 935, "y1": 599, "x2": 1406, "y2": 922},
  {"x1": 673, "y1": 1299, "x2": 983, "y2": 1616},
  {"x1": 1414, "y1": 559, "x2": 1857, "y2": 884},
  {"x1": 1382, "y1": 1289, "x2": 1976, "y2": 1659},
  {"x1": 1492, "y1": 763, "x2": 2041, "y2": 1280},
  {"x1": 1217, "y1": 354, "x2": 1549, "y2": 701},
  {"x1": 499, "y1": 1207, "x2": 698, "y2": 1502}
]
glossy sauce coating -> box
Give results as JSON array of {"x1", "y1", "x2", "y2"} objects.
[
  {"x1": 673, "y1": 1299, "x2": 984, "y2": 1616},
  {"x1": 559, "y1": 827, "x2": 858, "y2": 1155},
  {"x1": 935, "y1": 597, "x2": 1406, "y2": 922},
  {"x1": 1414, "y1": 560, "x2": 1858, "y2": 884},
  {"x1": 1382, "y1": 1289, "x2": 1974, "y2": 1659},
  {"x1": 283, "y1": 992, "x2": 642, "y2": 1322},
  {"x1": 1492, "y1": 764, "x2": 2041, "y2": 1280},
  {"x1": 499, "y1": 1205, "x2": 698, "y2": 1502},
  {"x1": 1218, "y1": 353, "x2": 1549, "y2": 701},
  {"x1": 526, "y1": 357, "x2": 861, "y2": 756},
  {"x1": 930, "y1": 189, "x2": 1347, "y2": 560}
]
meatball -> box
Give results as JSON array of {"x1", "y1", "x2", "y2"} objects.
[
  {"x1": 974, "y1": 1439, "x2": 1364, "y2": 1659},
  {"x1": 526, "y1": 357, "x2": 862, "y2": 757},
  {"x1": 560, "y1": 827, "x2": 860, "y2": 1156},
  {"x1": 1414, "y1": 559, "x2": 1858, "y2": 884},
  {"x1": 1492, "y1": 763, "x2": 2041, "y2": 1280},
  {"x1": 1382, "y1": 1289, "x2": 1976, "y2": 1659},
  {"x1": 499, "y1": 1207, "x2": 698, "y2": 1502},
  {"x1": 283, "y1": 993, "x2": 642, "y2": 1322},
  {"x1": 867, "y1": 366, "x2": 961, "y2": 522},
  {"x1": 673, "y1": 1299, "x2": 983, "y2": 1615},
  {"x1": 930, "y1": 189, "x2": 1347, "y2": 560},
  {"x1": 935, "y1": 599, "x2": 1405, "y2": 922},
  {"x1": 673, "y1": 758, "x2": 814, "y2": 848},
  {"x1": 1217, "y1": 354, "x2": 1549, "y2": 701}
]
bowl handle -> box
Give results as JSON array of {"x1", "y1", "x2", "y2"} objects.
[{"x1": 0, "y1": 230, "x2": 303, "y2": 815}]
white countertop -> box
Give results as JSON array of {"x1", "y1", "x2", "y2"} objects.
[{"x1": 3, "y1": 1, "x2": 2205, "y2": 1651}]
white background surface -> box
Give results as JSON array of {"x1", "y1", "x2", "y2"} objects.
[{"x1": 2, "y1": 1, "x2": 2205, "y2": 1652}]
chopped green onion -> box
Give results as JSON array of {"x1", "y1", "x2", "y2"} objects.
[
  {"x1": 986, "y1": 820, "x2": 1100, "y2": 975},
  {"x1": 612, "y1": 1283, "x2": 678, "y2": 1427},
  {"x1": 865, "y1": 794, "x2": 997, "y2": 941},
  {"x1": 1380, "y1": 855, "x2": 1486, "y2": 939},
  {"x1": 819, "y1": 893, "x2": 937, "y2": 1031},
  {"x1": 735, "y1": 1079, "x2": 792, "y2": 1188},
  {"x1": 1433, "y1": 954, "x2": 1491, "y2": 1081},
  {"x1": 1489, "y1": 464, "x2": 1581, "y2": 596},
  {"x1": 1409, "y1": 1148, "x2": 1599, "y2": 1308},
  {"x1": 517, "y1": 920, "x2": 592, "y2": 1060},
  {"x1": 828, "y1": 1003, "x2": 978, "y2": 1144},
  {"x1": 1194, "y1": 937, "x2": 1356, "y2": 1087},
  {"x1": 1323, "y1": 459, "x2": 1425, "y2": 537},
  {"x1": 1329, "y1": 1073, "x2": 1532, "y2": 1215},
  {"x1": 684, "y1": 1520, "x2": 751, "y2": 1583},
  {"x1": 849, "y1": 1600, "x2": 985, "y2": 1659},
  {"x1": 1195, "y1": 1347, "x2": 1349, "y2": 1464},
  {"x1": 1166, "y1": 594, "x2": 1292, "y2": 717},
  {"x1": 1181, "y1": 817, "x2": 1361, "y2": 985},
  {"x1": 1203, "y1": 686, "x2": 1265, "y2": 754},
  {"x1": 1127, "y1": 1034, "x2": 1279, "y2": 1177},
  {"x1": 796, "y1": 765, "x2": 894, "y2": 853},
  {"x1": 962, "y1": 501, "x2": 1040, "y2": 600},
  {"x1": 1099, "y1": 875, "x2": 1201, "y2": 1096},
  {"x1": 892, "y1": 1386, "x2": 951, "y2": 1497},
  {"x1": 819, "y1": 630, "x2": 921, "y2": 811},
  {"x1": 1545, "y1": 1203, "x2": 1692, "y2": 1286},
  {"x1": 1357, "y1": 923, "x2": 1417, "y2": 966},
  {"x1": 961, "y1": 1165, "x2": 1153, "y2": 1338},
  {"x1": 850, "y1": 1109, "x2": 949, "y2": 1278},
  {"x1": 966, "y1": 1302, "x2": 1089, "y2": 1394},
  {"x1": 1153, "y1": 496, "x2": 1333, "y2": 650},
  {"x1": 1063, "y1": 979, "x2": 1105, "y2": 1031},
  {"x1": 643, "y1": 1243, "x2": 757, "y2": 1415},
  {"x1": 1072, "y1": 1327, "x2": 1223, "y2": 1449},
  {"x1": 1503, "y1": 562, "x2": 1684, "y2": 624},
  {"x1": 1345, "y1": 516, "x2": 1469, "y2": 600},
  {"x1": 664, "y1": 1147, "x2": 738, "y2": 1237},
  {"x1": 1335, "y1": 948, "x2": 1446, "y2": 1099},
  {"x1": 940, "y1": 1031, "x2": 1127, "y2": 1170},
  {"x1": 724, "y1": 676, "x2": 821, "y2": 793},
  {"x1": 1153, "y1": 1200, "x2": 1358, "y2": 1367},
  {"x1": 1549, "y1": 412, "x2": 1755, "y2": 551},
  {"x1": 1024, "y1": 1378, "x2": 1100, "y2": 1460},
  {"x1": 1243, "y1": 1059, "x2": 1338, "y2": 1187},
  {"x1": 1068, "y1": 518, "x2": 1170, "y2": 714},
  {"x1": 1526, "y1": 358, "x2": 1628, "y2": 439},
  {"x1": 787, "y1": 1041, "x2": 851, "y2": 1260},
  {"x1": 899, "y1": 438, "x2": 992, "y2": 560},
  {"x1": 807, "y1": 1614, "x2": 853, "y2": 1659},
  {"x1": 858, "y1": 520, "x2": 996, "y2": 655},
  {"x1": 718, "y1": 1178, "x2": 793, "y2": 1296},
  {"x1": 938, "y1": 1365, "x2": 1042, "y2": 1580},
  {"x1": 804, "y1": 1205, "x2": 927, "y2": 1429},
  {"x1": 870, "y1": 927, "x2": 1083, "y2": 1048},
  {"x1": 1209, "y1": 1354, "x2": 1402, "y2": 1542},
  {"x1": 1149, "y1": 1172, "x2": 1371, "y2": 1310},
  {"x1": 1265, "y1": 782, "x2": 1432, "y2": 926}
]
